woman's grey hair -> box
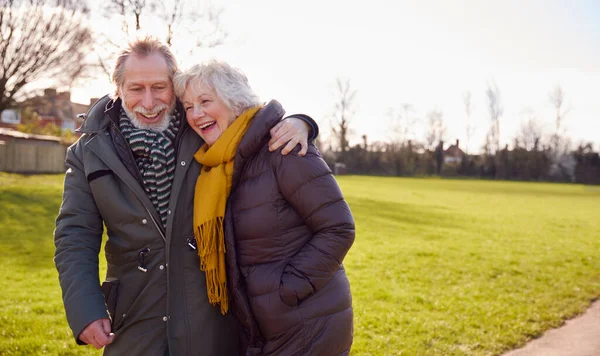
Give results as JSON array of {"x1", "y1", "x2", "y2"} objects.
[
  {"x1": 173, "y1": 60, "x2": 261, "y2": 117},
  {"x1": 112, "y1": 36, "x2": 178, "y2": 98}
]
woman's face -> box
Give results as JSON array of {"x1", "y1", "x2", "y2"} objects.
[{"x1": 182, "y1": 81, "x2": 236, "y2": 146}]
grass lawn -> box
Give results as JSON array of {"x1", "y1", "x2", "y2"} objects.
[{"x1": 0, "y1": 173, "x2": 599, "y2": 355}]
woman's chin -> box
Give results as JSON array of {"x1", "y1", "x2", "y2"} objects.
[
  {"x1": 202, "y1": 136, "x2": 217, "y2": 147},
  {"x1": 202, "y1": 133, "x2": 224, "y2": 147}
]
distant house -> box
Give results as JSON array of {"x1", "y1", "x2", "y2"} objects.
[
  {"x1": 17, "y1": 89, "x2": 93, "y2": 131},
  {"x1": 0, "y1": 109, "x2": 21, "y2": 128},
  {"x1": 444, "y1": 139, "x2": 465, "y2": 164}
]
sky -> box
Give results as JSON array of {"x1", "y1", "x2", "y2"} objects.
[{"x1": 71, "y1": 0, "x2": 600, "y2": 153}]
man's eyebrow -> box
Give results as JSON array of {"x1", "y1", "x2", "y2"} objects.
[{"x1": 127, "y1": 80, "x2": 169, "y2": 86}]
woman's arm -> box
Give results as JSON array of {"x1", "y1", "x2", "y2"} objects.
[{"x1": 271, "y1": 145, "x2": 355, "y2": 306}]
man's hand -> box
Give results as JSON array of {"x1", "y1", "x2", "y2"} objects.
[
  {"x1": 79, "y1": 318, "x2": 115, "y2": 349},
  {"x1": 269, "y1": 117, "x2": 310, "y2": 156}
]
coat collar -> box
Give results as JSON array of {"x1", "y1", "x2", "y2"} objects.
[
  {"x1": 231, "y1": 100, "x2": 285, "y2": 190},
  {"x1": 237, "y1": 100, "x2": 285, "y2": 160}
]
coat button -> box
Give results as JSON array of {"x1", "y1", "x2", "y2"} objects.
[
  {"x1": 142, "y1": 219, "x2": 147, "y2": 224},
  {"x1": 167, "y1": 210, "x2": 171, "y2": 215},
  {"x1": 159, "y1": 265, "x2": 165, "y2": 270},
  {"x1": 163, "y1": 316, "x2": 168, "y2": 322},
  {"x1": 122, "y1": 314, "x2": 126, "y2": 318},
  {"x1": 180, "y1": 161, "x2": 186, "y2": 166}
]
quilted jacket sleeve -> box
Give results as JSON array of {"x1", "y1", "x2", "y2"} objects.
[
  {"x1": 54, "y1": 141, "x2": 108, "y2": 344},
  {"x1": 272, "y1": 145, "x2": 355, "y2": 306}
]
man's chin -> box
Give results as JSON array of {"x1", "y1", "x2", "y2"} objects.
[
  {"x1": 121, "y1": 98, "x2": 177, "y2": 132},
  {"x1": 127, "y1": 111, "x2": 170, "y2": 132}
]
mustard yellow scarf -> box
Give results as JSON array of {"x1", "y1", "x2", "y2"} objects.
[{"x1": 192, "y1": 105, "x2": 262, "y2": 314}]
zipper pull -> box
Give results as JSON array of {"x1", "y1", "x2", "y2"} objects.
[
  {"x1": 187, "y1": 237, "x2": 197, "y2": 250},
  {"x1": 137, "y1": 247, "x2": 150, "y2": 272}
]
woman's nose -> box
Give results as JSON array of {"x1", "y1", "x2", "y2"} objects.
[
  {"x1": 187, "y1": 105, "x2": 205, "y2": 122},
  {"x1": 192, "y1": 106, "x2": 205, "y2": 118}
]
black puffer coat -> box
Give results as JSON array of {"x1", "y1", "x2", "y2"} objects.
[{"x1": 223, "y1": 100, "x2": 355, "y2": 356}]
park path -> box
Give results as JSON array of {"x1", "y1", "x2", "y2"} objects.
[{"x1": 502, "y1": 300, "x2": 600, "y2": 356}]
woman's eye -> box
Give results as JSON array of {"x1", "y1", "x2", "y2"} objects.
[{"x1": 184, "y1": 107, "x2": 192, "y2": 111}]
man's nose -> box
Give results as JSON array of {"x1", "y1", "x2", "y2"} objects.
[{"x1": 141, "y1": 88, "x2": 154, "y2": 109}]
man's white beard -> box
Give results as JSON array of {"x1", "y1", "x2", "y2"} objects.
[{"x1": 122, "y1": 99, "x2": 176, "y2": 132}]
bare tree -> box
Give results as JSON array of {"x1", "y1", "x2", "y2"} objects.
[
  {"x1": 518, "y1": 109, "x2": 543, "y2": 151},
  {"x1": 157, "y1": 1, "x2": 226, "y2": 48},
  {"x1": 548, "y1": 84, "x2": 570, "y2": 154},
  {"x1": 547, "y1": 85, "x2": 575, "y2": 181},
  {"x1": 385, "y1": 103, "x2": 416, "y2": 175},
  {"x1": 0, "y1": 0, "x2": 93, "y2": 113},
  {"x1": 425, "y1": 110, "x2": 446, "y2": 151},
  {"x1": 105, "y1": 0, "x2": 146, "y2": 30},
  {"x1": 96, "y1": 0, "x2": 227, "y2": 78},
  {"x1": 485, "y1": 81, "x2": 503, "y2": 153},
  {"x1": 463, "y1": 90, "x2": 476, "y2": 154},
  {"x1": 157, "y1": 0, "x2": 182, "y2": 46},
  {"x1": 387, "y1": 103, "x2": 416, "y2": 143},
  {"x1": 331, "y1": 77, "x2": 357, "y2": 162}
]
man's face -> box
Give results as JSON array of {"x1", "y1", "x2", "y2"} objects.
[{"x1": 119, "y1": 53, "x2": 176, "y2": 131}]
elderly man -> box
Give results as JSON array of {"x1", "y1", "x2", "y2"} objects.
[{"x1": 54, "y1": 37, "x2": 318, "y2": 355}]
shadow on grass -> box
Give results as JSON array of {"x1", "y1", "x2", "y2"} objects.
[
  {"x1": 426, "y1": 180, "x2": 600, "y2": 198},
  {"x1": 0, "y1": 187, "x2": 63, "y2": 270},
  {"x1": 348, "y1": 197, "x2": 465, "y2": 234}
]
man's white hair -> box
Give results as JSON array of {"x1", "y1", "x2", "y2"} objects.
[
  {"x1": 112, "y1": 35, "x2": 178, "y2": 99},
  {"x1": 173, "y1": 60, "x2": 261, "y2": 117}
]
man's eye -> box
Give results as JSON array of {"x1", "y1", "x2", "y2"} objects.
[
  {"x1": 201, "y1": 100, "x2": 210, "y2": 104},
  {"x1": 130, "y1": 87, "x2": 142, "y2": 92},
  {"x1": 154, "y1": 86, "x2": 166, "y2": 91}
]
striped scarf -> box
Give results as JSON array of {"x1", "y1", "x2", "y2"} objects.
[{"x1": 120, "y1": 109, "x2": 181, "y2": 229}]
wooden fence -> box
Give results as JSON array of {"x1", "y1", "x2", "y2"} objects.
[{"x1": 0, "y1": 142, "x2": 67, "y2": 174}]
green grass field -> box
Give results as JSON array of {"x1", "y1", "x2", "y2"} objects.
[{"x1": 1, "y1": 173, "x2": 599, "y2": 355}]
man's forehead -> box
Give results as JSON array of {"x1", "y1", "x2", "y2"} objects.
[{"x1": 122, "y1": 53, "x2": 171, "y2": 84}]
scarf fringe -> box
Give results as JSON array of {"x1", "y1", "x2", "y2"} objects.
[
  {"x1": 195, "y1": 217, "x2": 228, "y2": 314},
  {"x1": 204, "y1": 268, "x2": 229, "y2": 315}
]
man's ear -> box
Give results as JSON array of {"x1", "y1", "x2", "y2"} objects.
[{"x1": 114, "y1": 86, "x2": 123, "y2": 100}]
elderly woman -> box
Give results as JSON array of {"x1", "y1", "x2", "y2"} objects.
[{"x1": 173, "y1": 60, "x2": 355, "y2": 356}]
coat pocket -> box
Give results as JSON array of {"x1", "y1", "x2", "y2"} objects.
[
  {"x1": 249, "y1": 289, "x2": 302, "y2": 339},
  {"x1": 100, "y1": 280, "x2": 120, "y2": 327},
  {"x1": 279, "y1": 264, "x2": 314, "y2": 307}
]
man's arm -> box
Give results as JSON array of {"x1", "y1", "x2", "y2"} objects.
[
  {"x1": 268, "y1": 114, "x2": 319, "y2": 156},
  {"x1": 54, "y1": 142, "x2": 112, "y2": 346}
]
